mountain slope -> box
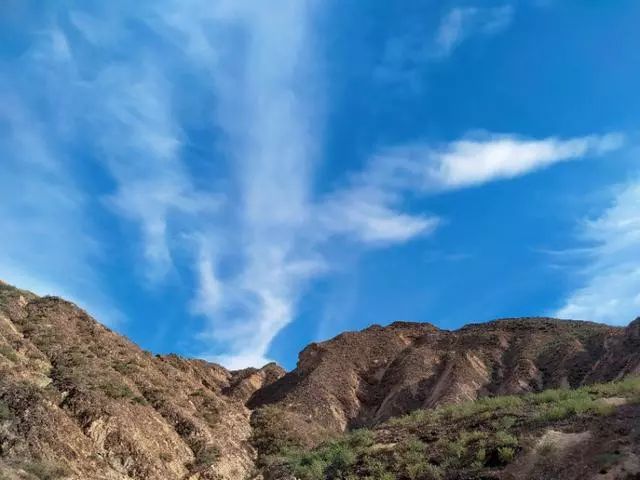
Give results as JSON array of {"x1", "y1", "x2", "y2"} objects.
[
  {"x1": 263, "y1": 378, "x2": 640, "y2": 480},
  {"x1": 248, "y1": 318, "x2": 635, "y2": 449},
  {"x1": 0, "y1": 281, "x2": 284, "y2": 480},
  {"x1": 0, "y1": 279, "x2": 639, "y2": 479}
]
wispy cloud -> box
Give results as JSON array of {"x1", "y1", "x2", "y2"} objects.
[
  {"x1": 0, "y1": 94, "x2": 122, "y2": 325},
  {"x1": 308, "y1": 131, "x2": 622, "y2": 287},
  {"x1": 421, "y1": 133, "x2": 624, "y2": 189},
  {"x1": 341, "y1": 132, "x2": 623, "y2": 198},
  {"x1": 555, "y1": 180, "x2": 640, "y2": 325},
  {"x1": 94, "y1": 64, "x2": 221, "y2": 282},
  {"x1": 1, "y1": 1, "x2": 630, "y2": 370},
  {"x1": 319, "y1": 182, "x2": 439, "y2": 245},
  {"x1": 375, "y1": 4, "x2": 514, "y2": 89},
  {"x1": 434, "y1": 5, "x2": 514, "y2": 58}
]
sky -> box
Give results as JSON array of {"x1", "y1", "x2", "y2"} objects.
[{"x1": 1, "y1": 0, "x2": 639, "y2": 370}]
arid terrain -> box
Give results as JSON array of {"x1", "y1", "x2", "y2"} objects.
[{"x1": 1, "y1": 280, "x2": 639, "y2": 479}]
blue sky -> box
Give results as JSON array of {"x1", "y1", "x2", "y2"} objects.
[{"x1": 1, "y1": 0, "x2": 639, "y2": 369}]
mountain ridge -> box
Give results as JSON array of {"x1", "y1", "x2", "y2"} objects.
[{"x1": 0, "y1": 280, "x2": 638, "y2": 479}]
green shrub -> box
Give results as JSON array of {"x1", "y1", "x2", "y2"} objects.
[
  {"x1": 587, "y1": 377, "x2": 640, "y2": 397},
  {"x1": 492, "y1": 415, "x2": 517, "y2": 430},
  {"x1": 289, "y1": 441, "x2": 357, "y2": 480},
  {"x1": 472, "y1": 446, "x2": 487, "y2": 468},
  {"x1": 22, "y1": 460, "x2": 69, "y2": 480},
  {"x1": 194, "y1": 445, "x2": 220, "y2": 467},
  {"x1": 100, "y1": 382, "x2": 134, "y2": 399},
  {"x1": 443, "y1": 439, "x2": 466, "y2": 462},
  {"x1": 112, "y1": 360, "x2": 136, "y2": 375},
  {"x1": 535, "y1": 395, "x2": 615, "y2": 422},
  {"x1": 360, "y1": 456, "x2": 401, "y2": 479},
  {"x1": 497, "y1": 446, "x2": 516, "y2": 464},
  {"x1": 251, "y1": 405, "x2": 298, "y2": 458},
  {"x1": 0, "y1": 400, "x2": 13, "y2": 421},
  {"x1": 494, "y1": 431, "x2": 518, "y2": 447},
  {"x1": 395, "y1": 437, "x2": 441, "y2": 479},
  {"x1": 0, "y1": 345, "x2": 18, "y2": 362},
  {"x1": 591, "y1": 400, "x2": 616, "y2": 416},
  {"x1": 347, "y1": 429, "x2": 375, "y2": 449},
  {"x1": 458, "y1": 430, "x2": 488, "y2": 444}
]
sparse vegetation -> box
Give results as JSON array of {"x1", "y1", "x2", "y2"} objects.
[
  {"x1": 267, "y1": 377, "x2": 640, "y2": 479},
  {"x1": 0, "y1": 344, "x2": 18, "y2": 363},
  {"x1": 251, "y1": 405, "x2": 300, "y2": 459},
  {"x1": 282, "y1": 430, "x2": 373, "y2": 480},
  {"x1": 0, "y1": 399, "x2": 13, "y2": 421},
  {"x1": 112, "y1": 359, "x2": 137, "y2": 375},
  {"x1": 21, "y1": 460, "x2": 69, "y2": 480},
  {"x1": 2, "y1": 281, "x2": 640, "y2": 480},
  {"x1": 100, "y1": 381, "x2": 134, "y2": 399},
  {"x1": 194, "y1": 445, "x2": 221, "y2": 468},
  {"x1": 497, "y1": 446, "x2": 515, "y2": 464}
]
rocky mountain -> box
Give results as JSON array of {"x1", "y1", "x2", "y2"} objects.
[
  {"x1": 248, "y1": 317, "x2": 638, "y2": 449},
  {"x1": 0, "y1": 279, "x2": 639, "y2": 479},
  {"x1": 0, "y1": 281, "x2": 284, "y2": 479}
]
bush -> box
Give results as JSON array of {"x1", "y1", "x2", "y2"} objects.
[
  {"x1": 22, "y1": 460, "x2": 69, "y2": 480},
  {"x1": 492, "y1": 415, "x2": 517, "y2": 430},
  {"x1": 536, "y1": 395, "x2": 615, "y2": 422},
  {"x1": 194, "y1": 445, "x2": 220, "y2": 468},
  {"x1": 396, "y1": 437, "x2": 441, "y2": 480},
  {"x1": 112, "y1": 360, "x2": 136, "y2": 375},
  {"x1": 100, "y1": 382, "x2": 134, "y2": 399},
  {"x1": 0, "y1": 345, "x2": 18, "y2": 363},
  {"x1": 472, "y1": 446, "x2": 487, "y2": 468},
  {"x1": 251, "y1": 405, "x2": 298, "y2": 458},
  {"x1": 494, "y1": 431, "x2": 518, "y2": 447},
  {"x1": 289, "y1": 441, "x2": 357, "y2": 480},
  {"x1": 497, "y1": 446, "x2": 516, "y2": 464},
  {"x1": 0, "y1": 400, "x2": 13, "y2": 421}
]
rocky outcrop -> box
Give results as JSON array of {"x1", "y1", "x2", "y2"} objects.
[
  {"x1": 248, "y1": 318, "x2": 626, "y2": 448},
  {"x1": 0, "y1": 281, "x2": 282, "y2": 480}
]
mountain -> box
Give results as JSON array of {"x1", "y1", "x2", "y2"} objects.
[
  {"x1": 0, "y1": 281, "x2": 284, "y2": 479},
  {"x1": 0, "y1": 280, "x2": 638, "y2": 479},
  {"x1": 248, "y1": 317, "x2": 638, "y2": 448}
]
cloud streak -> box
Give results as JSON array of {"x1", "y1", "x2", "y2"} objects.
[
  {"x1": 0, "y1": 1, "x2": 630, "y2": 370},
  {"x1": 434, "y1": 5, "x2": 514, "y2": 58},
  {"x1": 344, "y1": 133, "x2": 623, "y2": 198},
  {"x1": 555, "y1": 180, "x2": 640, "y2": 324}
]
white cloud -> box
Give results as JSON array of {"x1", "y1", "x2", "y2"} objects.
[
  {"x1": 155, "y1": 0, "x2": 329, "y2": 368},
  {"x1": 319, "y1": 179, "x2": 439, "y2": 245},
  {"x1": 313, "y1": 131, "x2": 622, "y2": 264},
  {"x1": 0, "y1": 96, "x2": 123, "y2": 326},
  {"x1": 434, "y1": 5, "x2": 514, "y2": 58},
  {"x1": 368, "y1": 133, "x2": 624, "y2": 194},
  {"x1": 427, "y1": 133, "x2": 624, "y2": 189},
  {"x1": 2, "y1": 1, "x2": 630, "y2": 371},
  {"x1": 555, "y1": 181, "x2": 640, "y2": 325},
  {"x1": 93, "y1": 65, "x2": 221, "y2": 281}
]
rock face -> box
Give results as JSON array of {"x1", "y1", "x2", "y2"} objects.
[
  {"x1": 0, "y1": 281, "x2": 284, "y2": 480},
  {"x1": 0, "y1": 279, "x2": 638, "y2": 478},
  {"x1": 248, "y1": 318, "x2": 630, "y2": 447}
]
